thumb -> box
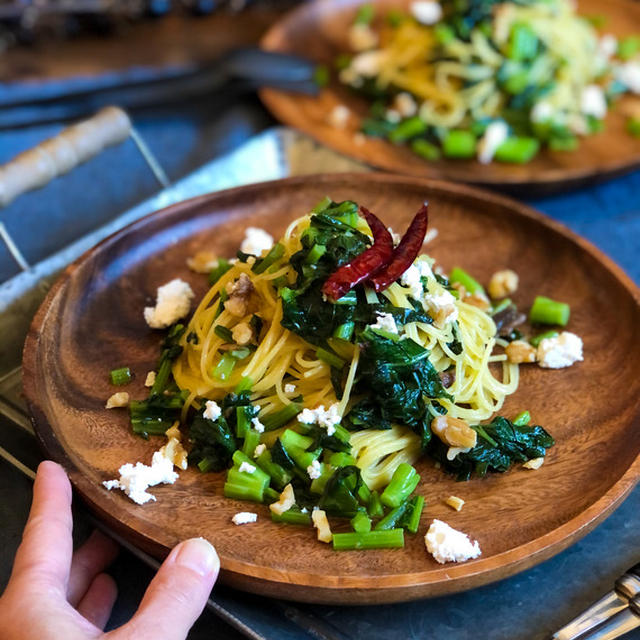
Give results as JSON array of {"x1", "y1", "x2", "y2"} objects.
[{"x1": 117, "y1": 538, "x2": 219, "y2": 640}]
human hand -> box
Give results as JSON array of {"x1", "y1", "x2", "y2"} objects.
[{"x1": 0, "y1": 461, "x2": 219, "y2": 640}]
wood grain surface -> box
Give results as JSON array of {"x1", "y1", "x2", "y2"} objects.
[
  {"x1": 22, "y1": 174, "x2": 640, "y2": 604},
  {"x1": 260, "y1": 0, "x2": 640, "y2": 195}
]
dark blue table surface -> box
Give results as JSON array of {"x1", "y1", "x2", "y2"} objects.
[{"x1": 1, "y1": 98, "x2": 638, "y2": 640}]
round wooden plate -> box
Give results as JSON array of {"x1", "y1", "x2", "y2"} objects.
[
  {"x1": 260, "y1": 0, "x2": 640, "y2": 195},
  {"x1": 23, "y1": 174, "x2": 640, "y2": 604}
]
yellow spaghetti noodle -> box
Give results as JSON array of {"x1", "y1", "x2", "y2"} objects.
[{"x1": 173, "y1": 210, "x2": 519, "y2": 490}]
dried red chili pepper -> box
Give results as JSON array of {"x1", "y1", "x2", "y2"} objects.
[
  {"x1": 369, "y1": 203, "x2": 429, "y2": 292},
  {"x1": 321, "y1": 206, "x2": 394, "y2": 301}
]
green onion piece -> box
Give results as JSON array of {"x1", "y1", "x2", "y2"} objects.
[
  {"x1": 389, "y1": 117, "x2": 427, "y2": 143},
  {"x1": 449, "y1": 267, "x2": 485, "y2": 296},
  {"x1": 357, "y1": 481, "x2": 371, "y2": 506},
  {"x1": 213, "y1": 352, "x2": 236, "y2": 380},
  {"x1": 351, "y1": 509, "x2": 372, "y2": 533},
  {"x1": 627, "y1": 117, "x2": 640, "y2": 138},
  {"x1": 364, "y1": 287, "x2": 379, "y2": 304},
  {"x1": 230, "y1": 347, "x2": 252, "y2": 360},
  {"x1": 304, "y1": 243, "x2": 327, "y2": 265},
  {"x1": 354, "y1": 3, "x2": 374, "y2": 25},
  {"x1": 618, "y1": 35, "x2": 640, "y2": 60},
  {"x1": 442, "y1": 130, "x2": 476, "y2": 158},
  {"x1": 333, "y1": 529, "x2": 405, "y2": 550},
  {"x1": 529, "y1": 330, "x2": 559, "y2": 348},
  {"x1": 234, "y1": 376, "x2": 253, "y2": 394},
  {"x1": 242, "y1": 428, "x2": 261, "y2": 457},
  {"x1": 513, "y1": 410, "x2": 531, "y2": 427},
  {"x1": 264, "y1": 487, "x2": 280, "y2": 503},
  {"x1": 198, "y1": 458, "x2": 214, "y2": 473},
  {"x1": 313, "y1": 64, "x2": 329, "y2": 88},
  {"x1": 214, "y1": 325, "x2": 233, "y2": 342},
  {"x1": 329, "y1": 452, "x2": 357, "y2": 467},
  {"x1": 508, "y1": 23, "x2": 538, "y2": 61},
  {"x1": 491, "y1": 298, "x2": 512, "y2": 315},
  {"x1": 271, "y1": 508, "x2": 312, "y2": 526},
  {"x1": 494, "y1": 137, "x2": 539, "y2": 164},
  {"x1": 214, "y1": 290, "x2": 228, "y2": 320},
  {"x1": 261, "y1": 402, "x2": 303, "y2": 431},
  {"x1": 316, "y1": 347, "x2": 346, "y2": 369},
  {"x1": 549, "y1": 136, "x2": 578, "y2": 152},
  {"x1": 333, "y1": 322, "x2": 355, "y2": 341},
  {"x1": 252, "y1": 243, "x2": 285, "y2": 274},
  {"x1": 110, "y1": 367, "x2": 132, "y2": 386},
  {"x1": 367, "y1": 491, "x2": 384, "y2": 518},
  {"x1": 529, "y1": 295, "x2": 570, "y2": 326},
  {"x1": 310, "y1": 464, "x2": 335, "y2": 494},
  {"x1": 401, "y1": 495, "x2": 425, "y2": 534},
  {"x1": 434, "y1": 23, "x2": 454, "y2": 45},
  {"x1": 223, "y1": 482, "x2": 264, "y2": 503},
  {"x1": 209, "y1": 258, "x2": 232, "y2": 285},
  {"x1": 411, "y1": 138, "x2": 441, "y2": 161},
  {"x1": 375, "y1": 501, "x2": 409, "y2": 530},
  {"x1": 311, "y1": 196, "x2": 332, "y2": 213},
  {"x1": 231, "y1": 451, "x2": 270, "y2": 484},
  {"x1": 256, "y1": 450, "x2": 292, "y2": 490},
  {"x1": 280, "y1": 429, "x2": 313, "y2": 451},
  {"x1": 380, "y1": 464, "x2": 420, "y2": 509},
  {"x1": 235, "y1": 406, "x2": 250, "y2": 439},
  {"x1": 289, "y1": 444, "x2": 322, "y2": 471},
  {"x1": 227, "y1": 467, "x2": 269, "y2": 493}
]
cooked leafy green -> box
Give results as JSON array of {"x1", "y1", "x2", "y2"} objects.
[
  {"x1": 188, "y1": 412, "x2": 237, "y2": 472},
  {"x1": 319, "y1": 465, "x2": 364, "y2": 517},
  {"x1": 430, "y1": 415, "x2": 555, "y2": 481}
]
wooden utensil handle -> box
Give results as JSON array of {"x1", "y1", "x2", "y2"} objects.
[{"x1": 0, "y1": 106, "x2": 131, "y2": 208}]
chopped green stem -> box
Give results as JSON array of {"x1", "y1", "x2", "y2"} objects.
[
  {"x1": 364, "y1": 287, "x2": 379, "y2": 304},
  {"x1": 281, "y1": 429, "x2": 313, "y2": 451},
  {"x1": 311, "y1": 196, "x2": 332, "y2": 213},
  {"x1": 513, "y1": 411, "x2": 531, "y2": 427},
  {"x1": 401, "y1": 495, "x2": 425, "y2": 534},
  {"x1": 367, "y1": 491, "x2": 384, "y2": 518},
  {"x1": 529, "y1": 296, "x2": 570, "y2": 326},
  {"x1": 495, "y1": 137, "x2": 539, "y2": 164},
  {"x1": 261, "y1": 402, "x2": 303, "y2": 431},
  {"x1": 110, "y1": 367, "x2": 132, "y2": 386},
  {"x1": 253, "y1": 243, "x2": 285, "y2": 274},
  {"x1": 214, "y1": 325, "x2": 233, "y2": 342},
  {"x1": 530, "y1": 330, "x2": 559, "y2": 347},
  {"x1": 375, "y1": 501, "x2": 409, "y2": 530},
  {"x1": 209, "y1": 258, "x2": 232, "y2": 285},
  {"x1": 213, "y1": 352, "x2": 237, "y2": 380},
  {"x1": 223, "y1": 482, "x2": 264, "y2": 503},
  {"x1": 442, "y1": 130, "x2": 476, "y2": 159},
  {"x1": 389, "y1": 117, "x2": 427, "y2": 143},
  {"x1": 411, "y1": 139, "x2": 441, "y2": 161},
  {"x1": 491, "y1": 298, "x2": 512, "y2": 315},
  {"x1": 255, "y1": 450, "x2": 292, "y2": 490},
  {"x1": 264, "y1": 487, "x2": 280, "y2": 503},
  {"x1": 316, "y1": 348, "x2": 346, "y2": 369},
  {"x1": 351, "y1": 509, "x2": 372, "y2": 533},
  {"x1": 449, "y1": 267, "x2": 485, "y2": 296},
  {"x1": 242, "y1": 429, "x2": 261, "y2": 457},
  {"x1": 304, "y1": 244, "x2": 328, "y2": 265},
  {"x1": 271, "y1": 508, "x2": 312, "y2": 526},
  {"x1": 333, "y1": 322, "x2": 355, "y2": 341},
  {"x1": 329, "y1": 452, "x2": 357, "y2": 467},
  {"x1": 235, "y1": 376, "x2": 253, "y2": 394},
  {"x1": 380, "y1": 463, "x2": 420, "y2": 509},
  {"x1": 333, "y1": 529, "x2": 405, "y2": 550}
]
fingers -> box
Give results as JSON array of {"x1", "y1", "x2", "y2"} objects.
[
  {"x1": 76, "y1": 572, "x2": 118, "y2": 631},
  {"x1": 68, "y1": 530, "x2": 120, "y2": 607},
  {"x1": 10, "y1": 461, "x2": 73, "y2": 593},
  {"x1": 121, "y1": 538, "x2": 219, "y2": 640}
]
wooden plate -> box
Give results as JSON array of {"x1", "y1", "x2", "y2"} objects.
[
  {"x1": 23, "y1": 174, "x2": 640, "y2": 604},
  {"x1": 260, "y1": 0, "x2": 640, "y2": 195}
]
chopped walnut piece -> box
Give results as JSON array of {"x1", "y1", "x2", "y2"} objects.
[
  {"x1": 465, "y1": 293, "x2": 491, "y2": 310},
  {"x1": 488, "y1": 269, "x2": 519, "y2": 299},
  {"x1": 232, "y1": 322, "x2": 253, "y2": 346},
  {"x1": 431, "y1": 415, "x2": 477, "y2": 449},
  {"x1": 312, "y1": 508, "x2": 333, "y2": 543},
  {"x1": 105, "y1": 392, "x2": 129, "y2": 409},
  {"x1": 186, "y1": 251, "x2": 218, "y2": 274},
  {"x1": 506, "y1": 340, "x2": 536, "y2": 364},
  {"x1": 444, "y1": 496, "x2": 465, "y2": 511},
  {"x1": 434, "y1": 304, "x2": 457, "y2": 327},
  {"x1": 523, "y1": 457, "x2": 545, "y2": 470},
  {"x1": 225, "y1": 273, "x2": 256, "y2": 317}
]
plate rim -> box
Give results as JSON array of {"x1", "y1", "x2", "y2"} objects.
[
  {"x1": 22, "y1": 172, "x2": 640, "y2": 602},
  {"x1": 259, "y1": 0, "x2": 640, "y2": 193}
]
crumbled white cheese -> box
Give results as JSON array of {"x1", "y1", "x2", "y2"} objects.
[
  {"x1": 411, "y1": 1, "x2": 443, "y2": 25},
  {"x1": 393, "y1": 92, "x2": 418, "y2": 118},
  {"x1": 616, "y1": 62, "x2": 640, "y2": 94},
  {"x1": 238, "y1": 461, "x2": 256, "y2": 474},
  {"x1": 203, "y1": 400, "x2": 222, "y2": 421},
  {"x1": 400, "y1": 264, "x2": 424, "y2": 299},
  {"x1": 599, "y1": 34, "x2": 618, "y2": 59},
  {"x1": 386, "y1": 108, "x2": 402, "y2": 124},
  {"x1": 477, "y1": 120, "x2": 509, "y2": 164},
  {"x1": 144, "y1": 371, "x2": 156, "y2": 387},
  {"x1": 240, "y1": 226, "x2": 274, "y2": 256},
  {"x1": 232, "y1": 511, "x2": 258, "y2": 525},
  {"x1": 530, "y1": 100, "x2": 555, "y2": 123},
  {"x1": 143, "y1": 279, "x2": 194, "y2": 329},
  {"x1": 328, "y1": 104, "x2": 351, "y2": 129},
  {"x1": 369, "y1": 312, "x2": 399, "y2": 335},
  {"x1": 307, "y1": 459, "x2": 322, "y2": 480},
  {"x1": 580, "y1": 85, "x2": 607, "y2": 120},
  {"x1": 348, "y1": 22, "x2": 378, "y2": 51},
  {"x1": 537, "y1": 331, "x2": 584, "y2": 369},
  {"x1": 251, "y1": 416, "x2": 265, "y2": 433},
  {"x1": 298, "y1": 403, "x2": 341, "y2": 436},
  {"x1": 423, "y1": 286, "x2": 459, "y2": 325},
  {"x1": 103, "y1": 450, "x2": 178, "y2": 505},
  {"x1": 253, "y1": 443, "x2": 266, "y2": 458},
  {"x1": 284, "y1": 383, "x2": 297, "y2": 394},
  {"x1": 425, "y1": 519, "x2": 482, "y2": 564}
]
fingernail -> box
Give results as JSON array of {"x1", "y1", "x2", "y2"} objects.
[{"x1": 175, "y1": 538, "x2": 218, "y2": 577}]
